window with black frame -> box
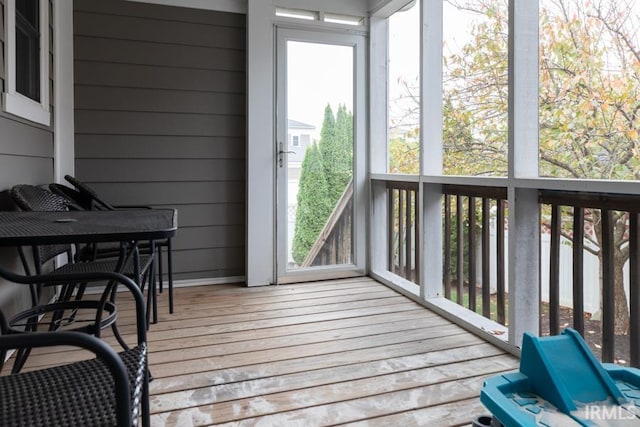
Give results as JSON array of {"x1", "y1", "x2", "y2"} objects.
[{"x1": 15, "y1": 0, "x2": 40, "y2": 102}]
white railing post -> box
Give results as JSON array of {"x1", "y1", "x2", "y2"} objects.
[
  {"x1": 508, "y1": 188, "x2": 540, "y2": 346},
  {"x1": 370, "y1": 180, "x2": 389, "y2": 276},
  {"x1": 422, "y1": 183, "x2": 443, "y2": 299}
]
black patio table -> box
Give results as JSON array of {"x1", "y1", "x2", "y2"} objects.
[
  {"x1": 0, "y1": 209, "x2": 177, "y2": 247},
  {"x1": 0, "y1": 208, "x2": 178, "y2": 329}
]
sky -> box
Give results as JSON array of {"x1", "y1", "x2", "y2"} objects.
[{"x1": 287, "y1": 41, "x2": 354, "y2": 138}]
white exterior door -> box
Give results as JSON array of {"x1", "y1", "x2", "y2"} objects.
[{"x1": 275, "y1": 28, "x2": 366, "y2": 283}]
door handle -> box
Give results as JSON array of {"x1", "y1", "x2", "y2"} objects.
[{"x1": 278, "y1": 142, "x2": 296, "y2": 168}]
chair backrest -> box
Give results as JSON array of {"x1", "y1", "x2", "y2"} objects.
[
  {"x1": 10, "y1": 185, "x2": 74, "y2": 266},
  {"x1": 11, "y1": 184, "x2": 77, "y2": 212},
  {"x1": 64, "y1": 175, "x2": 114, "y2": 210},
  {"x1": 49, "y1": 183, "x2": 91, "y2": 210}
]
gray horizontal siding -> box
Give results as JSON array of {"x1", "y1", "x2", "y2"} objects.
[
  {"x1": 86, "y1": 182, "x2": 245, "y2": 206},
  {"x1": 74, "y1": 135, "x2": 244, "y2": 159},
  {"x1": 171, "y1": 225, "x2": 244, "y2": 250},
  {"x1": 0, "y1": 116, "x2": 55, "y2": 157},
  {"x1": 73, "y1": 0, "x2": 245, "y2": 28},
  {"x1": 74, "y1": 111, "x2": 246, "y2": 137},
  {"x1": 73, "y1": 0, "x2": 247, "y2": 282},
  {"x1": 74, "y1": 37, "x2": 245, "y2": 72},
  {"x1": 74, "y1": 62, "x2": 245, "y2": 93},
  {"x1": 73, "y1": 11, "x2": 246, "y2": 49},
  {"x1": 75, "y1": 159, "x2": 245, "y2": 182},
  {"x1": 172, "y1": 247, "x2": 245, "y2": 279},
  {"x1": 74, "y1": 86, "x2": 246, "y2": 115},
  {"x1": 169, "y1": 203, "x2": 245, "y2": 228},
  {"x1": 0, "y1": 1, "x2": 4, "y2": 85},
  {"x1": 0, "y1": 154, "x2": 53, "y2": 190}
]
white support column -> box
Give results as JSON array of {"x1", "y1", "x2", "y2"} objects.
[
  {"x1": 246, "y1": 0, "x2": 275, "y2": 286},
  {"x1": 53, "y1": 0, "x2": 75, "y2": 182},
  {"x1": 508, "y1": 0, "x2": 540, "y2": 346},
  {"x1": 509, "y1": 0, "x2": 539, "y2": 180},
  {"x1": 421, "y1": 0, "x2": 443, "y2": 176},
  {"x1": 369, "y1": 16, "x2": 389, "y2": 175},
  {"x1": 368, "y1": 16, "x2": 389, "y2": 275},
  {"x1": 420, "y1": 0, "x2": 443, "y2": 299}
]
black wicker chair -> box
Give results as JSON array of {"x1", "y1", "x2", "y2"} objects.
[
  {"x1": 0, "y1": 270, "x2": 150, "y2": 427},
  {"x1": 60, "y1": 175, "x2": 174, "y2": 316},
  {"x1": 48, "y1": 182, "x2": 93, "y2": 210},
  {"x1": 6, "y1": 185, "x2": 154, "y2": 372}
]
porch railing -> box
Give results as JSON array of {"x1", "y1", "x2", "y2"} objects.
[
  {"x1": 539, "y1": 190, "x2": 640, "y2": 365},
  {"x1": 377, "y1": 178, "x2": 640, "y2": 367},
  {"x1": 302, "y1": 180, "x2": 353, "y2": 267},
  {"x1": 442, "y1": 185, "x2": 508, "y2": 325},
  {"x1": 387, "y1": 181, "x2": 419, "y2": 283}
]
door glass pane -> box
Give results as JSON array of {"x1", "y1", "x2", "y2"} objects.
[{"x1": 286, "y1": 41, "x2": 354, "y2": 270}]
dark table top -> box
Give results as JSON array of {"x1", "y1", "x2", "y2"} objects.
[{"x1": 0, "y1": 209, "x2": 177, "y2": 246}]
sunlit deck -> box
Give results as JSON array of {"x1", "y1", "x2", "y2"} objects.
[{"x1": 13, "y1": 277, "x2": 518, "y2": 426}]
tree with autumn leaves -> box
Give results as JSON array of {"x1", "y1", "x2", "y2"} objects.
[
  {"x1": 391, "y1": 0, "x2": 640, "y2": 333},
  {"x1": 538, "y1": 0, "x2": 640, "y2": 334}
]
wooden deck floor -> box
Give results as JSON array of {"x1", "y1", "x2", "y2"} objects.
[{"x1": 14, "y1": 277, "x2": 518, "y2": 426}]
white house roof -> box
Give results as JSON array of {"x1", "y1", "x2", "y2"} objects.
[{"x1": 288, "y1": 119, "x2": 316, "y2": 130}]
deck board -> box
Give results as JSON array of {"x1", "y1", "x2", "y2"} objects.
[{"x1": 9, "y1": 277, "x2": 519, "y2": 426}]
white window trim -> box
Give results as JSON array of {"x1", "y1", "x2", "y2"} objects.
[{"x1": 3, "y1": 0, "x2": 51, "y2": 126}]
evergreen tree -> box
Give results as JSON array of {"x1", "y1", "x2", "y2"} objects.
[
  {"x1": 331, "y1": 104, "x2": 354, "y2": 201},
  {"x1": 317, "y1": 104, "x2": 336, "y2": 173},
  {"x1": 291, "y1": 143, "x2": 332, "y2": 264},
  {"x1": 292, "y1": 103, "x2": 354, "y2": 265},
  {"x1": 319, "y1": 104, "x2": 353, "y2": 205}
]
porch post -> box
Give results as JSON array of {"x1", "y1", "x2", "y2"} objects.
[
  {"x1": 53, "y1": 0, "x2": 75, "y2": 182},
  {"x1": 368, "y1": 16, "x2": 388, "y2": 175},
  {"x1": 368, "y1": 16, "x2": 388, "y2": 276},
  {"x1": 421, "y1": 0, "x2": 443, "y2": 299},
  {"x1": 508, "y1": 0, "x2": 540, "y2": 346},
  {"x1": 246, "y1": 0, "x2": 275, "y2": 286},
  {"x1": 508, "y1": 188, "x2": 540, "y2": 346}
]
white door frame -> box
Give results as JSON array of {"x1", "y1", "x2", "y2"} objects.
[{"x1": 275, "y1": 27, "x2": 367, "y2": 284}]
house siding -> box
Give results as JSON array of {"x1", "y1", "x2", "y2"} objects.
[
  {"x1": 0, "y1": 0, "x2": 55, "y2": 317},
  {"x1": 73, "y1": 0, "x2": 247, "y2": 281},
  {"x1": 0, "y1": 1, "x2": 4, "y2": 88}
]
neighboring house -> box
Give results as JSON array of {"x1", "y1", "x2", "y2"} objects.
[
  {"x1": 286, "y1": 119, "x2": 316, "y2": 265},
  {"x1": 287, "y1": 119, "x2": 315, "y2": 166}
]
